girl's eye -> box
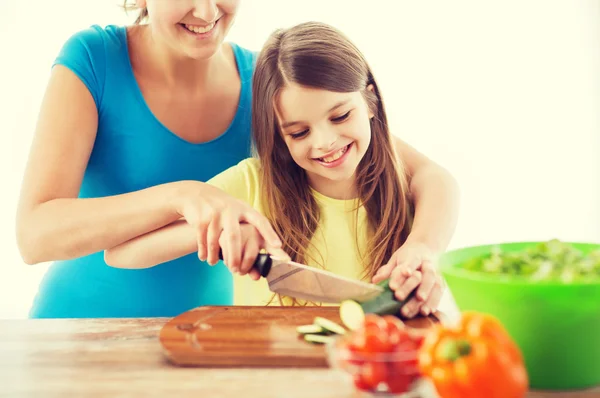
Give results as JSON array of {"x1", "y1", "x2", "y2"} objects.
[
  {"x1": 331, "y1": 111, "x2": 351, "y2": 123},
  {"x1": 290, "y1": 129, "x2": 309, "y2": 139}
]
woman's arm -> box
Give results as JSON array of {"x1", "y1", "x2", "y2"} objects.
[
  {"x1": 16, "y1": 66, "x2": 279, "y2": 266},
  {"x1": 394, "y1": 137, "x2": 461, "y2": 253},
  {"x1": 15, "y1": 66, "x2": 188, "y2": 264},
  {"x1": 369, "y1": 138, "x2": 460, "y2": 318}
]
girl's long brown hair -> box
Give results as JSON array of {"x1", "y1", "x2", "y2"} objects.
[{"x1": 253, "y1": 22, "x2": 413, "y2": 303}]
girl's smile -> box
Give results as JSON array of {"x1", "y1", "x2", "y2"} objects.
[{"x1": 312, "y1": 142, "x2": 354, "y2": 168}]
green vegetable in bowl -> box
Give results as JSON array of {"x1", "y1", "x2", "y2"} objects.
[{"x1": 461, "y1": 239, "x2": 600, "y2": 282}]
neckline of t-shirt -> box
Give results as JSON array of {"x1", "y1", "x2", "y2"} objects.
[
  {"x1": 118, "y1": 25, "x2": 247, "y2": 147},
  {"x1": 309, "y1": 187, "x2": 363, "y2": 210}
]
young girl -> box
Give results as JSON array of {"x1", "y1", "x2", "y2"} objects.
[{"x1": 105, "y1": 21, "x2": 453, "y2": 318}]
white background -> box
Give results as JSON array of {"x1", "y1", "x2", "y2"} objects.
[{"x1": 1, "y1": 1, "x2": 598, "y2": 319}]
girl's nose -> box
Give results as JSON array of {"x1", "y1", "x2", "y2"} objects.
[
  {"x1": 192, "y1": 0, "x2": 219, "y2": 23},
  {"x1": 313, "y1": 128, "x2": 338, "y2": 152}
]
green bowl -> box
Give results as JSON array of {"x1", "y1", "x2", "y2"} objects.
[{"x1": 439, "y1": 241, "x2": 600, "y2": 390}]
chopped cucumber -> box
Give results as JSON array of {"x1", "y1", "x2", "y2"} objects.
[
  {"x1": 339, "y1": 299, "x2": 365, "y2": 331},
  {"x1": 340, "y1": 278, "x2": 417, "y2": 324},
  {"x1": 296, "y1": 324, "x2": 326, "y2": 335},
  {"x1": 313, "y1": 317, "x2": 346, "y2": 335},
  {"x1": 304, "y1": 334, "x2": 334, "y2": 344}
]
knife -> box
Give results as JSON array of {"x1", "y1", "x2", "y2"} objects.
[{"x1": 219, "y1": 251, "x2": 384, "y2": 303}]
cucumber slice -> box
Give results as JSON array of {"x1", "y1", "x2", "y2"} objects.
[
  {"x1": 339, "y1": 299, "x2": 365, "y2": 331},
  {"x1": 313, "y1": 317, "x2": 346, "y2": 335},
  {"x1": 304, "y1": 334, "x2": 334, "y2": 344},
  {"x1": 296, "y1": 324, "x2": 325, "y2": 335},
  {"x1": 341, "y1": 278, "x2": 417, "y2": 321}
]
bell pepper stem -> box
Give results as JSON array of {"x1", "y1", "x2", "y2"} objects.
[{"x1": 439, "y1": 339, "x2": 472, "y2": 362}]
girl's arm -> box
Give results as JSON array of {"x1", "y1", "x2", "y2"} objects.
[
  {"x1": 394, "y1": 137, "x2": 461, "y2": 253},
  {"x1": 104, "y1": 219, "x2": 287, "y2": 280},
  {"x1": 104, "y1": 220, "x2": 197, "y2": 269}
]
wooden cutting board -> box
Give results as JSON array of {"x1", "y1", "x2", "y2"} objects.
[{"x1": 159, "y1": 306, "x2": 444, "y2": 368}]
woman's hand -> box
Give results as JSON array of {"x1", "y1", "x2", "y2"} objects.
[
  {"x1": 372, "y1": 241, "x2": 446, "y2": 318},
  {"x1": 218, "y1": 223, "x2": 291, "y2": 281},
  {"x1": 174, "y1": 182, "x2": 283, "y2": 268}
]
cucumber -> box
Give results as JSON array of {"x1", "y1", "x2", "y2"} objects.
[
  {"x1": 361, "y1": 288, "x2": 405, "y2": 315},
  {"x1": 340, "y1": 279, "x2": 417, "y2": 326},
  {"x1": 313, "y1": 317, "x2": 346, "y2": 335},
  {"x1": 377, "y1": 278, "x2": 391, "y2": 288},
  {"x1": 304, "y1": 334, "x2": 334, "y2": 344},
  {"x1": 296, "y1": 324, "x2": 326, "y2": 335},
  {"x1": 339, "y1": 299, "x2": 365, "y2": 331}
]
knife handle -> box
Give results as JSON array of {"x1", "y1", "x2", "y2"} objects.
[{"x1": 217, "y1": 250, "x2": 272, "y2": 277}]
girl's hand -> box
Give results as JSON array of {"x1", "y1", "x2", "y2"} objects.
[
  {"x1": 372, "y1": 241, "x2": 446, "y2": 318},
  {"x1": 174, "y1": 182, "x2": 283, "y2": 269},
  {"x1": 218, "y1": 223, "x2": 290, "y2": 281}
]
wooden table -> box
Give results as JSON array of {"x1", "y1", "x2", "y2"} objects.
[{"x1": 1, "y1": 317, "x2": 598, "y2": 397}]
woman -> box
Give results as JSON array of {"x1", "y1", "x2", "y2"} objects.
[{"x1": 15, "y1": 0, "x2": 460, "y2": 318}]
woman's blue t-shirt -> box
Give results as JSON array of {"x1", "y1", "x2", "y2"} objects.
[{"x1": 29, "y1": 25, "x2": 257, "y2": 318}]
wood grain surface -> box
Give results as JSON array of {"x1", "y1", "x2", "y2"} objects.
[
  {"x1": 158, "y1": 306, "x2": 442, "y2": 367},
  {"x1": 1, "y1": 310, "x2": 598, "y2": 397}
]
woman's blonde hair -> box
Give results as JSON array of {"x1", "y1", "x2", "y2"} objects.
[{"x1": 252, "y1": 22, "x2": 413, "y2": 304}]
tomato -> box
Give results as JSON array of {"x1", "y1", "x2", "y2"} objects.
[
  {"x1": 364, "y1": 313, "x2": 388, "y2": 330},
  {"x1": 386, "y1": 350, "x2": 420, "y2": 394},
  {"x1": 382, "y1": 315, "x2": 405, "y2": 330},
  {"x1": 386, "y1": 373, "x2": 414, "y2": 394},
  {"x1": 358, "y1": 314, "x2": 397, "y2": 353},
  {"x1": 360, "y1": 361, "x2": 388, "y2": 390},
  {"x1": 352, "y1": 373, "x2": 372, "y2": 391},
  {"x1": 340, "y1": 313, "x2": 429, "y2": 396},
  {"x1": 364, "y1": 323, "x2": 393, "y2": 353},
  {"x1": 388, "y1": 356, "x2": 418, "y2": 378},
  {"x1": 407, "y1": 329, "x2": 427, "y2": 348},
  {"x1": 382, "y1": 315, "x2": 405, "y2": 346}
]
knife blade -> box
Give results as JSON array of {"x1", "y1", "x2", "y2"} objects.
[{"x1": 220, "y1": 252, "x2": 384, "y2": 304}]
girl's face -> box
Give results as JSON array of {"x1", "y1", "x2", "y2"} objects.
[
  {"x1": 276, "y1": 83, "x2": 374, "y2": 197},
  {"x1": 140, "y1": 0, "x2": 240, "y2": 59}
]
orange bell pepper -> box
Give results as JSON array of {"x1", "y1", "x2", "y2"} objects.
[{"x1": 418, "y1": 311, "x2": 528, "y2": 398}]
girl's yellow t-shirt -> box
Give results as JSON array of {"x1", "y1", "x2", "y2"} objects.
[{"x1": 207, "y1": 157, "x2": 370, "y2": 306}]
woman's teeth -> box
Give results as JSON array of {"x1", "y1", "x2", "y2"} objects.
[
  {"x1": 318, "y1": 144, "x2": 349, "y2": 163},
  {"x1": 183, "y1": 22, "x2": 216, "y2": 34}
]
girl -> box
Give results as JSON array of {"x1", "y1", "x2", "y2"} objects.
[{"x1": 104, "y1": 21, "x2": 454, "y2": 318}]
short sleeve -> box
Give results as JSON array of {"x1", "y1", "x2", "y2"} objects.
[
  {"x1": 229, "y1": 43, "x2": 258, "y2": 85},
  {"x1": 207, "y1": 157, "x2": 262, "y2": 208},
  {"x1": 53, "y1": 25, "x2": 106, "y2": 109}
]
